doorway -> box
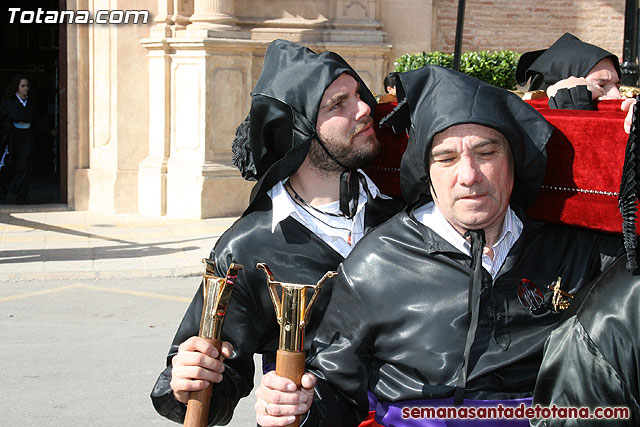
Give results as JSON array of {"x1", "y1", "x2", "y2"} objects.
[{"x1": 0, "y1": 0, "x2": 66, "y2": 204}]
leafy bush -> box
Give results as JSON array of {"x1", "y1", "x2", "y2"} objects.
[{"x1": 394, "y1": 50, "x2": 521, "y2": 90}]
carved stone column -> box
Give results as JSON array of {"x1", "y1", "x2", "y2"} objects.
[
  {"x1": 139, "y1": 36, "x2": 257, "y2": 219},
  {"x1": 164, "y1": 40, "x2": 255, "y2": 218},
  {"x1": 138, "y1": 40, "x2": 172, "y2": 216},
  {"x1": 72, "y1": 17, "x2": 150, "y2": 214},
  {"x1": 151, "y1": 0, "x2": 192, "y2": 37},
  {"x1": 66, "y1": 14, "x2": 90, "y2": 210},
  {"x1": 188, "y1": 0, "x2": 242, "y2": 36}
]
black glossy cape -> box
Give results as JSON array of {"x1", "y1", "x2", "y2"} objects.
[
  {"x1": 150, "y1": 194, "x2": 401, "y2": 425},
  {"x1": 532, "y1": 256, "x2": 640, "y2": 426},
  {"x1": 305, "y1": 207, "x2": 622, "y2": 426}
]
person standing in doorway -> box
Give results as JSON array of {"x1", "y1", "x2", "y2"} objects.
[{"x1": 0, "y1": 75, "x2": 37, "y2": 204}]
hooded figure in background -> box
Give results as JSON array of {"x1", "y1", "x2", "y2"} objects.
[
  {"x1": 150, "y1": 39, "x2": 401, "y2": 426},
  {"x1": 269, "y1": 65, "x2": 624, "y2": 426},
  {"x1": 516, "y1": 32, "x2": 622, "y2": 110}
]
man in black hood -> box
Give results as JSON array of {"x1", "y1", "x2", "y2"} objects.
[
  {"x1": 150, "y1": 39, "x2": 401, "y2": 425},
  {"x1": 257, "y1": 65, "x2": 623, "y2": 426},
  {"x1": 516, "y1": 33, "x2": 629, "y2": 111}
]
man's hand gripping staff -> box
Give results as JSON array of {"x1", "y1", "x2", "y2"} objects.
[
  {"x1": 183, "y1": 260, "x2": 243, "y2": 427},
  {"x1": 257, "y1": 263, "x2": 337, "y2": 427}
]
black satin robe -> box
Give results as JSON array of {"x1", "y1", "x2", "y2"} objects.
[
  {"x1": 304, "y1": 207, "x2": 623, "y2": 426},
  {"x1": 532, "y1": 256, "x2": 640, "y2": 426},
  {"x1": 150, "y1": 194, "x2": 401, "y2": 425}
]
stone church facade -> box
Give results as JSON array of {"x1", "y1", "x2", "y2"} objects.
[{"x1": 64, "y1": 0, "x2": 628, "y2": 218}]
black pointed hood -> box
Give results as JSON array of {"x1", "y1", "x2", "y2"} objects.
[
  {"x1": 516, "y1": 32, "x2": 621, "y2": 90},
  {"x1": 382, "y1": 65, "x2": 553, "y2": 209},
  {"x1": 231, "y1": 39, "x2": 376, "y2": 215}
]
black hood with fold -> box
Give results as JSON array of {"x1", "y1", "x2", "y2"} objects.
[
  {"x1": 382, "y1": 65, "x2": 553, "y2": 209},
  {"x1": 231, "y1": 39, "x2": 376, "y2": 215},
  {"x1": 516, "y1": 32, "x2": 621, "y2": 90}
]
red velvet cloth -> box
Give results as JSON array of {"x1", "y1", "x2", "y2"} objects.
[
  {"x1": 525, "y1": 100, "x2": 627, "y2": 234},
  {"x1": 525, "y1": 96, "x2": 625, "y2": 112},
  {"x1": 363, "y1": 102, "x2": 406, "y2": 197},
  {"x1": 524, "y1": 97, "x2": 551, "y2": 110},
  {"x1": 367, "y1": 99, "x2": 629, "y2": 234}
]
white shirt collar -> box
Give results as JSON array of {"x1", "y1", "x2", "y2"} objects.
[
  {"x1": 414, "y1": 202, "x2": 522, "y2": 278},
  {"x1": 268, "y1": 169, "x2": 380, "y2": 234},
  {"x1": 15, "y1": 93, "x2": 27, "y2": 107},
  {"x1": 267, "y1": 170, "x2": 381, "y2": 257}
]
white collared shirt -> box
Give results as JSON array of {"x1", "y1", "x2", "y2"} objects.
[
  {"x1": 268, "y1": 171, "x2": 382, "y2": 258},
  {"x1": 15, "y1": 93, "x2": 27, "y2": 107},
  {"x1": 414, "y1": 202, "x2": 522, "y2": 278}
]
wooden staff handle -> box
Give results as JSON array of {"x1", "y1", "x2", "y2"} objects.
[
  {"x1": 275, "y1": 349, "x2": 306, "y2": 427},
  {"x1": 183, "y1": 337, "x2": 222, "y2": 427}
]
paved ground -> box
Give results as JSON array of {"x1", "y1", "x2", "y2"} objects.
[
  {"x1": 0, "y1": 204, "x2": 238, "y2": 281},
  {"x1": 0, "y1": 204, "x2": 262, "y2": 426},
  {"x1": 0, "y1": 276, "x2": 260, "y2": 427}
]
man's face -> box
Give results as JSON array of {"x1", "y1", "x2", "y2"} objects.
[
  {"x1": 428, "y1": 124, "x2": 514, "y2": 236},
  {"x1": 17, "y1": 79, "x2": 29, "y2": 99},
  {"x1": 309, "y1": 73, "x2": 380, "y2": 172},
  {"x1": 586, "y1": 58, "x2": 621, "y2": 99}
]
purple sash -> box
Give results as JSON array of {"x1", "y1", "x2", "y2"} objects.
[{"x1": 264, "y1": 365, "x2": 530, "y2": 425}]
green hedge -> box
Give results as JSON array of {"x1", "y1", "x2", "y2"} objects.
[{"x1": 394, "y1": 50, "x2": 522, "y2": 90}]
